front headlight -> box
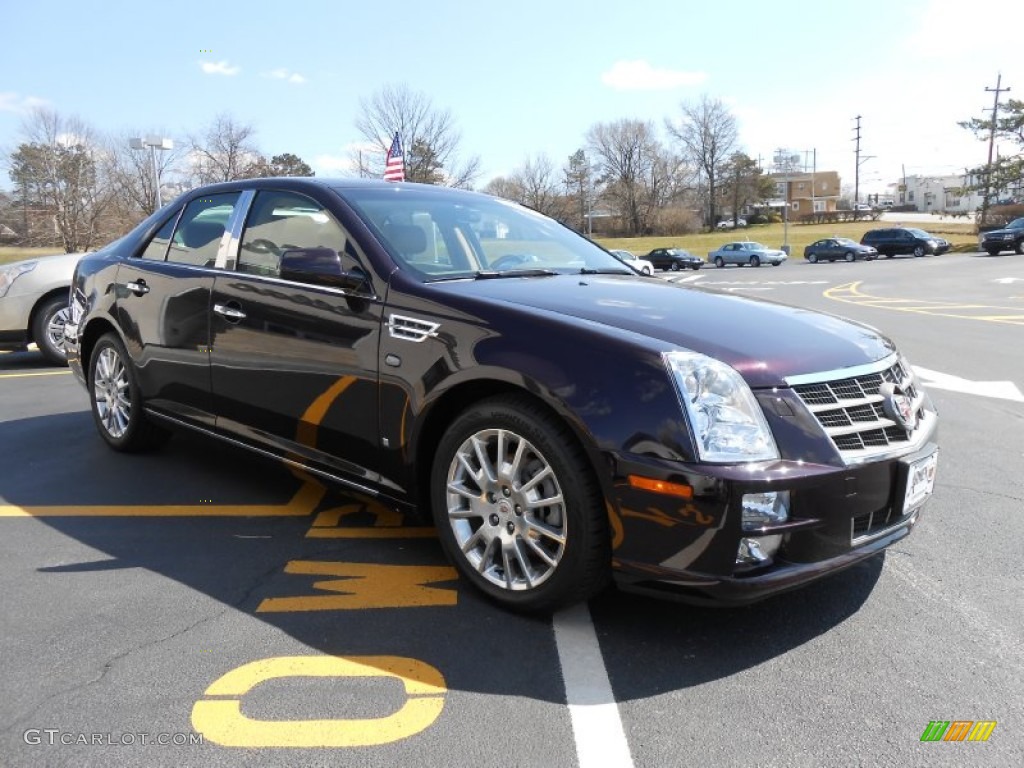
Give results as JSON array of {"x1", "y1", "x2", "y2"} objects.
[
  {"x1": 0, "y1": 260, "x2": 38, "y2": 298},
  {"x1": 664, "y1": 350, "x2": 779, "y2": 462}
]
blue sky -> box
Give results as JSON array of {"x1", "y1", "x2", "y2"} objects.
[{"x1": 1, "y1": 0, "x2": 1020, "y2": 195}]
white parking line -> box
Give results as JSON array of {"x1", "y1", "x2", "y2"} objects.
[{"x1": 553, "y1": 603, "x2": 633, "y2": 768}]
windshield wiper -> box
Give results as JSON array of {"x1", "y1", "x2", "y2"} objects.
[
  {"x1": 473, "y1": 268, "x2": 559, "y2": 279},
  {"x1": 578, "y1": 267, "x2": 633, "y2": 275}
]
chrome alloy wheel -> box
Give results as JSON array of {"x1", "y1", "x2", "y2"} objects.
[
  {"x1": 45, "y1": 306, "x2": 70, "y2": 353},
  {"x1": 93, "y1": 347, "x2": 131, "y2": 438},
  {"x1": 445, "y1": 428, "x2": 567, "y2": 591}
]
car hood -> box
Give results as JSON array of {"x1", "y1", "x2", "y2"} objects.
[
  {"x1": 434, "y1": 275, "x2": 894, "y2": 388},
  {"x1": 984, "y1": 227, "x2": 1023, "y2": 236}
]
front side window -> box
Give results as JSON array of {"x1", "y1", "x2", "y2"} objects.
[
  {"x1": 238, "y1": 191, "x2": 349, "y2": 279},
  {"x1": 139, "y1": 215, "x2": 178, "y2": 260},
  {"x1": 166, "y1": 193, "x2": 240, "y2": 267}
]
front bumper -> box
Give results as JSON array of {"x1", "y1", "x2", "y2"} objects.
[
  {"x1": 606, "y1": 438, "x2": 938, "y2": 605},
  {"x1": 0, "y1": 293, "x2": 36, "y2": 348}
]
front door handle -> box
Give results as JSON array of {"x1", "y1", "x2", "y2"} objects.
[
  {"x1": 125, "y1": 279, "x2": 150, "y2": 296},
  {"x1": 213, "y1": 302, "x2": 246, "y2": 322}
]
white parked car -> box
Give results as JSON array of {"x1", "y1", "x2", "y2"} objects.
[
  {"x1": 716, "y1": 218, "x2": 748, "y2": 230},
  {"x1": 609, "y1": 249, "x2": 655, "y2": 275},
  {"x1": 0, "y1": 252, "x2": 83, "y2": 364}
]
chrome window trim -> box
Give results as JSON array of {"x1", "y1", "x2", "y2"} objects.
[
  {"x1": 216, "y1": 266, "x2": 380, "y2": 302},
  {"x1": 218, "y1": 189, "x2": 255, "y2": 271}
]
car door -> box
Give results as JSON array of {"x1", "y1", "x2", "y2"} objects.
[
  {"x1": 822, "y1": 239, "x2": 839, "y2": 259},
  {"x1": 114, "y1": 192, "x2": 241, "y2": 427},
  {"x1": 208, "y1": 188, "x2": 385, "y2": 487}
]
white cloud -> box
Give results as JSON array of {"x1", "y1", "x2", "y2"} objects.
[
  {"x1": 0, "y1": 92, "x2": 50, "y2": 113},
  {"x1": 266, "y1": 68, "x2": 307, "y2": 84},
  {"x1": 601, "y1": 60, "x2": 706, "y2": 91},
  {"x1": 200, "y1": 60, "x2": 241, "y2": 76}
]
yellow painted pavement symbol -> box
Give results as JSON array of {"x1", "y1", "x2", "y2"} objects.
[
  {"x1": 192, "y1": 655, "x2": 446, "y2": 747},
  {"x1": 307, "y1": 502, "x2": 437, "y2": 539},
  {"x1": 256, "y1": 561, "x2": 458, "y2": 611},
  {"x1": 825, "y1": 281, "x2": 1024, "y2": 325}
]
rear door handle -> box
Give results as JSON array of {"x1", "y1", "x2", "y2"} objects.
[
  {"x1": 213, "y1": 302, "x2": 246, "y2": 321},
  {"x1": 125, "y1": 280, "x2": 149, "y2": 296}
]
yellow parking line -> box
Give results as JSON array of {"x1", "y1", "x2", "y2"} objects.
[
  {"x1": 0, "y1": 370, "x2": 73, "y2": 379},
  {"x1": 0, "y1": 479, "x2": 325, "y2": 518},
  {"x1": 825, "y1": 282, "x2": 1024, "y2": 325}
]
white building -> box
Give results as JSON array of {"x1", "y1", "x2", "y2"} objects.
[{"x1": 889, "y1": 173, "x2": 985, "y2": 214}]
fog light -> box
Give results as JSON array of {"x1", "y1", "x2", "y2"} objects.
[
  {"x1": 742, "y1": 491, "x2": 789, "y2": 531},
  {"x1": 736, "y1": 534, "x2": 782, "y2": 568}
]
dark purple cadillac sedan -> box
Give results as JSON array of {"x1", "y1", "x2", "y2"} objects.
[{"x1": 65, "y1": 178, "x2": 938, "y2": 611}]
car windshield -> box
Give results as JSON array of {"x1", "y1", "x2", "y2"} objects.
[
  {"x1": 1007, "y1": 217, "x2": 1024, "y2": 229},
  {"x1": 835, "y1": 238, "x2": 858, "y2": 246},
  {"x1": 339, "y1": 186, "x2": 630, "y2": 281},
  {"x1": 744, "y1": 242, "x2": 767, "y2": 250},
  {"x1": 905, "y1": 228, "x2": 932, "y2": 238},
  {"x1": 667, "y1": 249, "x2": 690, "y2": 256}
]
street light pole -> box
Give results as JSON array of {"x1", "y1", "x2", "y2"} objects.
[{"x1": 130, "y1": 136, "x2": 173, "y2": 213}]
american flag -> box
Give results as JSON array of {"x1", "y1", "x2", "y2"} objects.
[{"x1": 383, "y1": 132, "x2": 405, "y2": 182}]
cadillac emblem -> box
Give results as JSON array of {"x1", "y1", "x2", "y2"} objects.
[{"x1": 880, "y1": 382, "x2": 917, "y2": 431}]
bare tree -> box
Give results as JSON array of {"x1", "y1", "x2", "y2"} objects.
[
  {"x1": 587, "y1": 119, "x2": 683, "y2": 235},
  {"x1": 353, "y1": 84, "x2": 480, "y2": 187},
  {"x1": 667, "y1": 95, "x2": 738, "y2": 228},
  {"x1": 188, "y1": 114, "x2": 261, "y2": 184},
  {"x1": 104, "y1": 131, "x2": 186, "y2": 219},
  {"x1": 482, "y1": 175, "x2": 524, "y2": 201},
  {"x1": 6, "y1": 108, "x2": 113, "y2": 252}
]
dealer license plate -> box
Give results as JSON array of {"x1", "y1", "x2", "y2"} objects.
[{"x1": 903, "y1": 451, "x2": 938, "y2": 513}]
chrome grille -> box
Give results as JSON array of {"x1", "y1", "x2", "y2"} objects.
[{"x1": 789, "y1": 357, "x2": 927, "y2": 462}]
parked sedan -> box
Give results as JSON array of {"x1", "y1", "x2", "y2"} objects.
[
  {"x1": 609, "y1": 249, "x2": 655, "y2": 275},
  {"x1": 715, "y1": 217, "x2": 748, "y2": 230},
  {"x1": 645, "y1": 247, "x2": 704, "y2": 271},
  {"x1": 66, "y1": 177, "x2": 937, "y2": 613},
  {"x1": 708, "y1": 241, "x2": 787, "y2": 268},
  {"x1": 803, "y1": 238, "x2": 878, "y2": 263},
  {"x1": 0, "y1": 251, "x2": 82, "y2": 363}
]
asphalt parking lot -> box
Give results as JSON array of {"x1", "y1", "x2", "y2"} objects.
[{"x1": 2, "y1": 250, "x2": 1023, "y2": 767}]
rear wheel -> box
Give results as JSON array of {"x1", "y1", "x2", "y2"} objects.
[
  {"x1": 669, "y1": 261, "x2": 680, "y2": 271},
  {"x1": 807, "y1": 253, "x2": 818, "y2": 264},
  {"x1": 431, "y1": 395, "x2": 610, "y2": 612},
  {"x1": 714, "y1": 256, "x2": 725, "y2": 268},
  {"x1": 89, "y1": 333, "x2": 170, "y2": 452},
  {"x1": 845, "y1": 252, "x2": 856, "y2": 263},
  {"x1": 749, "y1": 255, "x2": 761, "y2": 267},
  {"x1": 31, "y1": 295, "x2": 70, "y2": 365}
]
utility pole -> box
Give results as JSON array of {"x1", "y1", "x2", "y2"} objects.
[
  {"x1": 980, "y1": 73, "x2": 1011, "y2": 225},
  {"x1": 853, "y1": 115, "x2": 862, "y2": 209}
]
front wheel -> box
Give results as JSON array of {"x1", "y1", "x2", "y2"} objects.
[
  {"x1": 32, "y1": 295, "x2": 70, "y2": 365},
  {"x1": 641, "y1": 266, "x2": 652, "y2": 275},
  {"x1": 431, "y1": 395, "x2": 610, "y2": 612},
  {"x1": 714, "y1": 256, "x2": 725, "y2": 268},
  {"x1": 1015, "y1": 240, "x2": 1024, "y2": 255},
  {"x1": 691, "y1": 264, "x2": 701, "y2": 270},
  {"x1": 89, "y1": 333, "x2": 170, "y2": 452},
  {"x1": 985, "y1": 248, "x2": 1001, "y2": 256}
]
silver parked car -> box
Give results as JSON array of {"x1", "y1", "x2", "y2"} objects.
[
  {"x1": 609, "y1": 249, "x2": 655, "y2": 275},
  {"x1": 0, "y1": 252, "x2": 83, "y2": 364},
  {"x1": 708, "y1": 241, "x2": 787, "y2": 268}
]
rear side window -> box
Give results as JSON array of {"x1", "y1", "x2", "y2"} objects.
[
  {"x1": 139, "y1": 216, "x2": 178, "y2": 260},
  {"x1": 166, "y1": 193, "x2": 240, "y2": 267}
]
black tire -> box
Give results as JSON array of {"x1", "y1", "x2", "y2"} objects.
[
  {"x1": 913, "y1": 245, "x2": 925, "y2": 257},
  {"x1": 1016, "y1": 240, "x2": 1024, "y2": 255},
  {"x1": 31, "y1": 295, "x2": 70, "y2": 365},
  {"x1": 750, "y1": 255, "x2": 761, "y2": 267},
  {"x1": 714, "y1": 256, "x2": 725, "y2": 268},
  {"x1": 807, "y1": 253, "x2": 818, "y2": 263},
  {"x1": 845, "y1": 251, "x2": 856, "y2": 263},
  {"x1": 669, "y1": 261, "x2": 680, "y2": 271},
  {"x1": 691, "y1": 264, "x2": 701, "y2": 270},
  {"x1": 985, "y1": 248, "x2": 1000, "y2": 256},
  {"x1": 88, "y1": 333, "x2": 170, "y2": 452},
  {"x1": 430, "y1": 394, "x2": 611, "y2": 612},
  {"x1": 642, "y1": 267, "x2": 652, "y2": 275}
]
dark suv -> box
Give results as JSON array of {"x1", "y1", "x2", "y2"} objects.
[
  {"x1": 980, "y1": 217, "x2": 1024, "y2": 255},
  {"x1": 860, "y1": 228, "x2": 951, "y2": 258}
]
